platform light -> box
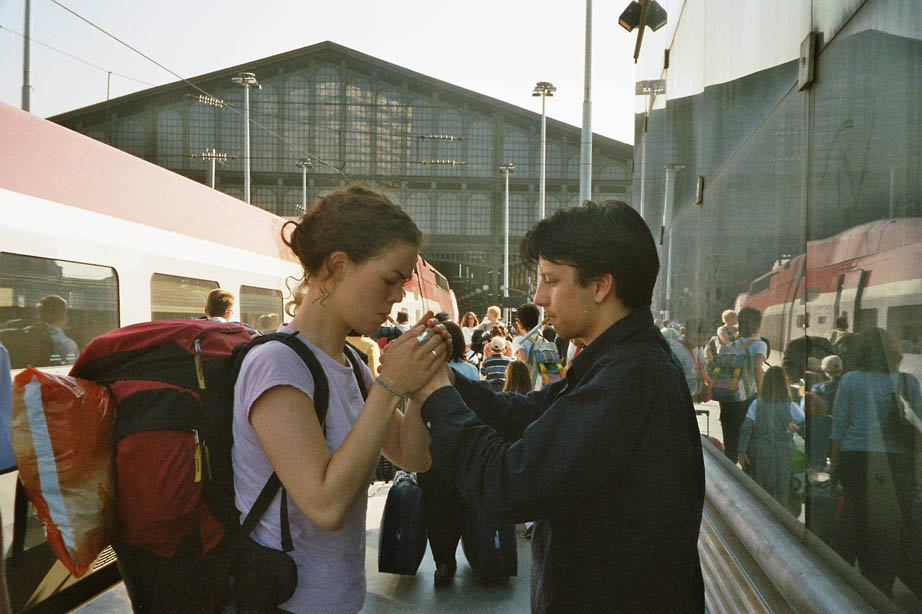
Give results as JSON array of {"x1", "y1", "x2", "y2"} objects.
[{"x1": 499, "y1": 163, "x2": 516, "y2": 299}]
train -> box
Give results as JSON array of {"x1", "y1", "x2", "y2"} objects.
[
  {"x1": 0, "y1": 100, "x2": 456, "y2": 612},
  {"x1": 737, "y1": 217, "x2": 922, "y2": 380}
]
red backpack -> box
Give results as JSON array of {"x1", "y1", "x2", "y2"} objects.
[{"x1": 70, "y1": 319, "x2": 362, "y2": 613}]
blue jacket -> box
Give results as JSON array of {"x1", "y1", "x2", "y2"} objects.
[{"x1": 421, "y1": 308, "x2": 705, "y2": 612}]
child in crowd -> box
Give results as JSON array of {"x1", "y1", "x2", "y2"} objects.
[{"x1": 738, "y1": 366, "x2": 804, "y2": 509}]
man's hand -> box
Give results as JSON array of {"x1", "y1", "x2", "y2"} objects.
[{"x1": 412, "y1": 363, "x2": 454, "y2": 405}]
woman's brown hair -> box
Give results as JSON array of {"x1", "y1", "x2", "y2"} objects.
[
  {"x1": 759, "y1": 366, "x2": 791, "y2": 403},
  {"x1": 282, "y1": 185, "x2": 422, "y2": 299},
  {"x1": 503, "y1": 360, "x2": 532, "y2": 394},
  {"x1": 460, "y1": 311, "x2": 478, "y2": 328}
]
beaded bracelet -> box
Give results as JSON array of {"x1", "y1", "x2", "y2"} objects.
[{"x1": 375, "y1": 376, "x2": 410, "y2": 401}]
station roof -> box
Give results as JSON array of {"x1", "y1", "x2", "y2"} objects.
[{"x1": 49, "y1": 40, "x2": 631, "y2": 157}]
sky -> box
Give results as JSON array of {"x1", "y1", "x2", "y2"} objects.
[{"x1": 0, "y1": 0, "x2": 667, "y2": 145}]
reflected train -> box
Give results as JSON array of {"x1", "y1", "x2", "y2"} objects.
[
  {"x1": 0, "y1": 101, "x2": 455, "y2": 612},
  {"x1": 737, "y1": 217, "x2": 922, "y2": 377}
]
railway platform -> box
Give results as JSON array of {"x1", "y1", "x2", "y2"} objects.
[{"x1": 73, "y1": 482, "x2": 534, "y2": 613}]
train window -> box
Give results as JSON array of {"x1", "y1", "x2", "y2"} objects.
[
  {"x1": 150, "y1": 273, "x2": 218, "y2": 320},
  {"x1": 0, "y1": 252, "x2": 119, "y2": 369},
  {"x1": 239, "y1": 285, "x2": 284, "y2": 332},
  {"x1": 886, "y1": 305, "x2": 922, "y2": 354},
  {"x1": 434, "y1": 270, "x2": 450, "y2": 292}
]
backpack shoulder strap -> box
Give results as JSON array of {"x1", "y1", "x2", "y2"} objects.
[
  {"x1": 235, "y1": 331, "x2": 331, "y2": 551},
  {"x1": 343, "y1": 343, "x2": 369, "y2": 400},
  {"x1": 237, "y1": 334, "x2": 371, "y2": 551}
]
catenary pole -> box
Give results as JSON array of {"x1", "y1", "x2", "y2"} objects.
[
  {"x1": 21, "y1": 0, "x2": 31, "y2": 111},
  {"x1": 579, "y1": 0, "x2": 592, "y2": 205}
]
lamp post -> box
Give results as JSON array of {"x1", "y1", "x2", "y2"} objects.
[
  {"x1": 296, "y1": 158, "x2": 313, "y2": 213},
  {"x1": 231, "y1": 72, "x2": 260, "y2": 204},
  {"x1": 500, "y1": 163, "x2": 516, "y2": 298},
  {"x1": 532, "y1": 82, "x2": 556, "y2": 224}
]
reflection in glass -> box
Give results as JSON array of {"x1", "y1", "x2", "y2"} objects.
[
  {"x1": 239, "y1": 285, "x2": 283, "y2": 332},
  {"x1": 0, "y1": 253, "x2": 119, "y2": 368}
]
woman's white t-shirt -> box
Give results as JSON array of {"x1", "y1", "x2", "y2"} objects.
[{"x1": 232, "y1": 327, "x2": 372, "y2": 613}]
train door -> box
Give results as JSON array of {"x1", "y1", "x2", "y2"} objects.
[
  {"x1": 832, "y1": 269, "x2": 868, "y2": 332},
  {"x1": 781, "y1": 258, "x2": 806, "y2": 352}
]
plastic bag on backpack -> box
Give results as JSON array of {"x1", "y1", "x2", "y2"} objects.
[{"x1": 11, "y1": 368, "x2": 117, "y2": 577}]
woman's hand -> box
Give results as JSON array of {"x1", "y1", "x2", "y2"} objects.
[
  {"x1": 738, "y1": 451, "x2": 749, "y2": 470},
  {"x1": 377, "y1": 316, "x2": 450, "y2": 396}
]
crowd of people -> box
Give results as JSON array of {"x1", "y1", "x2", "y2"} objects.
[{"x1": 662, "y1": 304, "x2": 922, "y2": 600}]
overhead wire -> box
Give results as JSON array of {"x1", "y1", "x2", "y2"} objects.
[
  {"x1": 49, "y1": 0, "x2": 350, "y2": 180},
  {"x1": 0, "y1": 24, "x2": 156, "y2": 87}
]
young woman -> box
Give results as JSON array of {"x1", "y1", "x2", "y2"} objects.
[
  {"x1": 231, "y1": 185, "x2": 446, "y2": 613},
  {"x1": 737, "y1": 366, "x2": 804, "y2": 510}
]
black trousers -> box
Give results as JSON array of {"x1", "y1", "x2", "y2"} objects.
[
  {"x1": 417, "y1": 468, "x2": 465, "y2": 568},
  {"x1": 839, "y1": 450, "x2": 921, "y2": 597},
  {"x1": 718, "y1": 399, "x2": 751, "y2": 463}
]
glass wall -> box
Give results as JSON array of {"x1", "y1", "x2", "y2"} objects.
[{"x1": 637, "y1": 0, "x2": 921, "y2": 607}]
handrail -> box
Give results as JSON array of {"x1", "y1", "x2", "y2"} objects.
[{"x1": 701, "y1": 437, "x2": 900, "y2": 613}]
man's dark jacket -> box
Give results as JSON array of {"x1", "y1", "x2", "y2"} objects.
[{"x1": 421, "y1": 308, "x2": 705, "y2": 613}]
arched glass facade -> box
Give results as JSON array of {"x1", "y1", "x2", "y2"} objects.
[{"x1": 51, "y1": 43, "x2": 631, "y2": 314}]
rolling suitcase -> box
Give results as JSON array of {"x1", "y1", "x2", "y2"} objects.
[
  {"x1": 461, "y1": 507, "x2": 517, "y2": 578},
  {"x1": 378, "y1": 471, "x2": 428, "y2": 575}
]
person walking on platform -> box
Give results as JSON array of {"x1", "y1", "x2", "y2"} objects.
[
  {"x1": 737, "y1": 366, "x2": 805, "y2": 511},
  {"x1": 717, "y1": 307, "x2": 767, "y2": 463},
  {"x1": 231, "y1": 186, "x2": 446, "y2": 613},
  {"x1": 412, "y1": 201, "x2": 705, "y2": 612}
]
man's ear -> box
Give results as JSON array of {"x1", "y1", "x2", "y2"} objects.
[{"x1": 592, "y1": 273, "x2": 615, "y2": 304}]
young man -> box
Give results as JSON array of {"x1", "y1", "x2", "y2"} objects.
[
  {"x1": 718, "y1": 306, "x2": 767, "y2": 463},
  {"x1": 37, "y1": 294, "x2": 79, "y2": 365},
  {"x1": 511, "y1": 303, "x2": 540, "y2": 363},
  {"x1": 203, "y1": 288, "x2": 234, "y2": 322},
  {"x1": 414, "y1": 202, "x2": 705, "y2": 612}
]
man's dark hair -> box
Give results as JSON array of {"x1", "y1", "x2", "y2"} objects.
[
  {"x1": 520, "y1": 201, "x2": 659, "y2": 310},
  {"x1": 37, "y1": 294, "x2": 67, "y2": 325},
  {"x1": 434, "y1": 312, "x2": 451, "y2": 323},
  {"x1": 834, "y1": 314, "x2": 848, "y2": 330},
  {"x1": 737, "y1": 307, "x2": 762, "y2": 337},
  {"x1": 515, "y1": 303, "x2": 540, "y2": 331},
  {"x1": 396, "y1": 311, "x2": 409, "y2": 324}
]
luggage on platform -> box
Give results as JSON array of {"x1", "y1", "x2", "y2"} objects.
[
  {"x1": 378, "y1": 470, "x2": 428, "y2": 575},
  {"x1": 461, "y1": 507, "x2": 517, "y2": 578},
  {"x1": 10, "y1": 368, "x2": 117, "y2": 577}
]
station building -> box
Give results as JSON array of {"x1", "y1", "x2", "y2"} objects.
[{"x1": 49, "y1": 41, "x2": 632, "y2": 315}]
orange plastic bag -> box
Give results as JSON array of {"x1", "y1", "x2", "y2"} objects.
[{"x1": 11, "y1": 368, "x2": 117, "y2": 577}]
